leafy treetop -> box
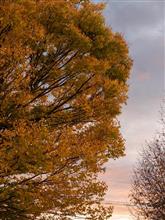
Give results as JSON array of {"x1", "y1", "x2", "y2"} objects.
[{"x1": 0, "y1": 0, "x2": 132, "y2": 219}]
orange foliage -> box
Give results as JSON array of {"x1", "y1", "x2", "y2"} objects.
[{"x1": 0, "y1": 1, "x2": 132, "y2": 219}]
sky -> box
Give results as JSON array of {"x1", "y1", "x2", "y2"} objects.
[{"x1": 100, "y1": 0, "x2": 165, "y2": 219}]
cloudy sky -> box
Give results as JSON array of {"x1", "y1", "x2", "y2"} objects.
[{"x1": 100, "y1": 0, "x2": 164, "y2": 219}]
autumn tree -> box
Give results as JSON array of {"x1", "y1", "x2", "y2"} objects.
[
  {"x1": 0, "y1": 0, "x2": 132, "y2": 219},
  {"x1": 130, "y1": 116, "x2": 165, "y2": 220}
]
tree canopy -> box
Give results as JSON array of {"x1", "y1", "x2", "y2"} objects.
[{"x1": 0, "y1": 0, "x2": 132, "y2": 219}]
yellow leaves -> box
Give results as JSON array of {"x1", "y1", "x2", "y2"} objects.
[
  {"x1": 78, "y1": 8, "x2": 105, "y2": 36},
  {"x1": 0, "y1": 0, "x2": 131, "y2": 219},
  {"x1": 0, "y1": 120, "x2": 56, "y2": 174},
  {"x1": 65, "y1": 23, "x2": 92, "y2": 52}
]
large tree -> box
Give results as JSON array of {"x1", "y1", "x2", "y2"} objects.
[
  {"x1": 0, "y1": 0, "x2": 131, "y2": 219},
  {"x1": 130, "y1": 118, "x2": 165, "y2": 220}
]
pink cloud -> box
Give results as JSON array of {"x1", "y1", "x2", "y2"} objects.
[{"x1": 137, "y1": 71, "x2": 150, "y2": 81}]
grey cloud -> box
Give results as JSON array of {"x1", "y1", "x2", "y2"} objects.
[
  {"x1": 104, "y1": 0, "x2": 164, "y2": 41},
  {"x1": 102, "y1": 1, "x2": 164, "y2": 217},
  {"x1": 104, "y1": 0, "x2": 164, "y2": 125}
]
